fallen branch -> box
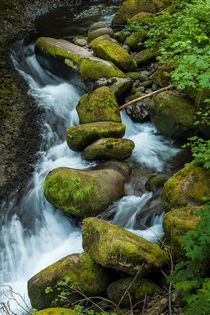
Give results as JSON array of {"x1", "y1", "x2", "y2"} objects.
[{"x1": 119, "y1": 84, "x2": 172, "y2": 111}]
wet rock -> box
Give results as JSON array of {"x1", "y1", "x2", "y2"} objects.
[
  {"x1": 90, "y1": 35, "x2": 137, "y2": 72},
  {"x1": 76, "y1": 86, "x2": 121, "y2": 124},
  {"x1": 82, "y1": 217, "x2": 169, "y2": 276},
  {"x1": 89, "y1": 21, "x2": 108, "y2": 32},
  {"x1": 73, "y1": 36, "x2": 88, "y2": 47},
  {"x1": 107, "y1": 277, "x2": 162, "y2": 308},
  {"x1": 112, "y1": 0, "x2": 170, "y2": 25},
  {"x1": 114, "y1": 30, "x2": 131, "y2": 43},
  {"x1": 126, "y1": 98, "x2": 151, "y2": 122},
  {"x1": 124, "y1": 31, "x2": 147, "y2": 51},
  {"x1": 130, "y1": 11, "x2": 154, "y2": 23},
  {"x1": 82, "y1": 138, "x2": 135, "y2": 161},
  {"x1": 66, "y1": 122, "x2": 126, "y2": 151},
  {"x1": 163, "y1": 206, "x2": 200, "y2": 261},
  {"x1": 126, "y1": 72, "x2": 139, "y2": 80},
  {"x1": 139, "y1": 71, "x2": 150, "y2": 81},
  {"x1": 151, "y1": 63, "x2": 172, "y2": 87},
  {"x1": 134, "y1": 49, "x2": 158, "y2": 65},
  {"x1": 150, "y1": 91, "x2": 197, "y2": 138},
  {"x1": 44, "y1": 161, "x2": 129, "y2": 217},
  {"x1": 146, "y1": 175, "x2": 167, "y2": 192},
  {"x1": 28, "y1": 253, "x2": 111, "y2": 310},
  {"x1": 88, "y1": 27, "x2": 114, "y2": 42},
  {"x1": 161, "y1": 163, "x2": 210, "y2": 212},
  {"x1": 141, "y1": 80, "x2": 152, "y2": 87}
]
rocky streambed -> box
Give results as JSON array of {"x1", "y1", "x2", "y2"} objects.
[{"x1": 0, "y1": 1, "x2": 209, "y2": 314}]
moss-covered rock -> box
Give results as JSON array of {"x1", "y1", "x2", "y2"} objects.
[
  {"x1": 151, "y1": 64, "x2": 172, "y2": 87},
  {"x1": 44, "y1": 161, "x2": 129, "y2": 217},
  {"x1": 112, "y1": 0, "x2": 156, "y2": 25},
  {"x1": 124, "y1": 31, "x2": 147, "y2": 51},
  {"x1": 161, "y1": 163, "x2": 210, "y2": 212},
  {"x1": 82, "y1": 138, "x2": 135, "y2": 161},
  {"x1": 90, "y1": 35, "x2": 137, "y2": 72},
  {"x1": 79, "y1": 57, "x2": 126, "y2": 84},
  {"x1": 114, "y1": 30, "x2": 130, "y2": 43},
  {"x1": 35, "y1": 308, "x2": 73, "y2": 315},
  {"x1": 130, "y1": 11, "x2": 154, "y2": 23},
  {"x1": 66, "y1": 122, "x2": 126, "y2": 151},
  {"x1": 126, "y1": 72, "x2": 139, "y2": 80},
  {"x1": 82, "y1": 218, "x2": 169, "y2": 276},
  {"x1": 88, "y1": 27, "x2": 114, "y2": 42},
  {"x1": 107, "y1": 277, "x2": 162, "y2": 308},
  {"x1": 150, "y1": 91, "x2": 197, "y2": 138},
  {"x1": 76, "y1": 86, "x2": 121, "y2": 124},
  {"x1": 146, "y1": 175, "x2": 168, "y2": 192},
  {"x1": 28, "y1": 253, "x2": 111, "y2": 310},
  {"x1": 163, "y1": 206, "x2": 200, "y2": 261},
  {"x1": 134, "y1": 49, "x2": 158, "y2": 65}
]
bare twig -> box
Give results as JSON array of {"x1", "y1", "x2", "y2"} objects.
[{"x1": 119, "y1": 84, "x2": 172, "y2": 111}]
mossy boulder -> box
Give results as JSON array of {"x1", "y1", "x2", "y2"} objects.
[
  {"x1": 161, "y1": 163, "x2": 210, "y2": 212},
  {"x1": 28, "y1": 253, "x2": 111, "y2": 310},
  {"x1": 150, "y1": 91, "x2": 197, "y2": 138},
  {"x1": 130, "y1": 11, "x2": 154, "y2": 23},
  {"x1": 35, "y1": 308, "x2": 73, "y2": 315},
  {"x1": 82, "y1": 218, "x2": 169, "y2": 276},
  {"x1": 107, "y1": 277, "x2": 162, "y2": 308},
  {"x1": 90, "y1": 35, "x2": 137, "y2": 72},
  {"x1": 79, "y1": 57, "x2": 126, "y2": 85},
  {"x1": 76, "y1": 86, "x2": 121, "y2": 124},
  {"x1": 163, "y1": 206, "x2": 200, "y2": 261},
  {"x1": 146, "y1": 175, "x2": 168, "y2": 192},
  {"x1": 134, "y1": 49, "x2": 158, "y2": 65},
  {"x1": 44, "y1": 161, "x2": 129, "y2": 217},
  {"x1": 151, "y1": 63, "x2": 172, "y2": 87},
  {"x1": 124, "y1": 31, "x2": 147, "y2": 51},
  {"x1": 82, "y1": 138, "x2": 135, "y2": 161},
  {"x1": 88, "y1": 27, "x2": 114, "y2": 42},
  {"x1": 112, "y1": 0, "x2": 156, "y2": 25},
  {"x1": 66, "y1": 122, "x2": 126, "y2": 151}
]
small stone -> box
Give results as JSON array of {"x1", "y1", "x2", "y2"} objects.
[
  {"x1": 139, "y1": 73, "x2": 149, "y2": 81},
  {"x1": 122, "y1": 44, "x2": 130, "y2": 52},
  {"x1": 152, "y1": 83, "x2": 158, "y2": 90},
  {"x1": 136, "y1": 86, "x2": 145, "y2": 92},
  {"x1": 141, "y1": 80, "x2": 152, "y2": 87},
  {"x1": 74, "y1": 38, "x2": 87, "y2": 47},
  {"x1": 89, "y1": 21, "x2": 108, "y2": 32}
]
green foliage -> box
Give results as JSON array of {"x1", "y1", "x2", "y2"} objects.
[
  {"x1": 183, "y1": 137, "x2": 210, "y2": 168},
  {"x1": 169, "y1": 199, "x2": 210, "y2": 314},
  {"x1": 125, "y1": 0, "x2": 210, "y2": 93}
]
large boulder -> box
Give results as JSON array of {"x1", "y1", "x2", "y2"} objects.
[
  {"x1": 35, "y1": 37, "x2": 126, "y2": 89},
  {"x1": 107, "y1": 277, "x2": 162, "y2": 308},
  {"x1": 82, "y1": 138, "x2": 135, "y2": 161},
  {"x1": 44, "y1": 161, "x2": 129, "y2": 217},
  {"x1": 35, "y1": 308, "x2": 73, "y2": 315},
  {"x1": 161, "y1": 163, "x2": 210, "y2": 212},
  {"x1": 150, "y1": 91, "x2": 197, "y2": 138},
  {"x1": 163, "y1": 206, "x2": 200, "y2": 261},
  {"x1": 28, "y1": 253, "x2": 111, "y2": 310},
  {"x1": 124, "y1": 31, "x2": 148, "y2": 51},
  {"x1": 76, "y1": 86, "x2": 121, "y2": 124},
  {"x1": 82, "y1": 218, "x2": 169, "y2": 276},
  {"x1": 134, "y1": 49, "x2": 158, "y2": 65},
  {"x1": 112, "y1": 0, "x2": 170, "y2": 25},
  {"x1": 66, "y1": 122, "x2": 126, "y2": 151},
  {"x1": 90, "y1": 35, "x2": 137, "y2": 72}
]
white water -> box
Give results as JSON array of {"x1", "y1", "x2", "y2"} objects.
[{"x1": 0, "y1": 31, "x2": 180, "y2": 315}]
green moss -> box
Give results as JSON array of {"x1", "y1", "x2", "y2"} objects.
[
  {"x1": 28, "y1": 253, "x2": 111, "y2": 310},
  {"x1": 151, "y1": 63, "x2": 172, "y2": 87},
  {"x1": 82, "y1": 218, "x2": 169, "y2": 276},
  {"x1": 163, "y1": 206, "x2": 201, "y2": 261},
  {"x1": 150, "y1": 91, "x2": 197, "y2": 138},
  {"x1": 82, "y1": 138, "x2": 135, "y2": 161},
  {"x1": 161, "y1": 163, "x2": 210, "y2": 212},
  {"x1": 107, "y1": 277, "x2": 162, "y2": 307},
  {"x1": 126, "y1": 72, "x2": 139, "y2": 80},
  {"x1": 79, "y1": 57, "x2": 126, "y2": 81},
  {"x1": 134, "y1": 48, "x2": 158, "y2": 65},
  {"x1": 147, "y1": 175, "x2": 167, "y2": 192},
  {"x1": 90, "y1": 36, "x2": 137, "y2": 72},
  {"x1": 65, "y1": 121, "x2": 126, "y2": 151},
  {"x1": 130, "y1": 11, "x2": 154, "y2": 23},
  {"x1": 76, "y1": 86, "x2": 121, "y2": 124},
  {"x1": 44, "y1": 162, "x2": 129, "y2": 217},
  {"x1": 124, "y1": 31, "x2": 148, "y2": 51}
]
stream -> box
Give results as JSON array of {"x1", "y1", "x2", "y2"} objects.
[{"x1": 0, "y1": 2, "x2": 182, "y2": 313}]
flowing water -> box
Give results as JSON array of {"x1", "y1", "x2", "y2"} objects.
[{"x1": 0, "y1": 2, "x2": 181, "y2": 312}]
